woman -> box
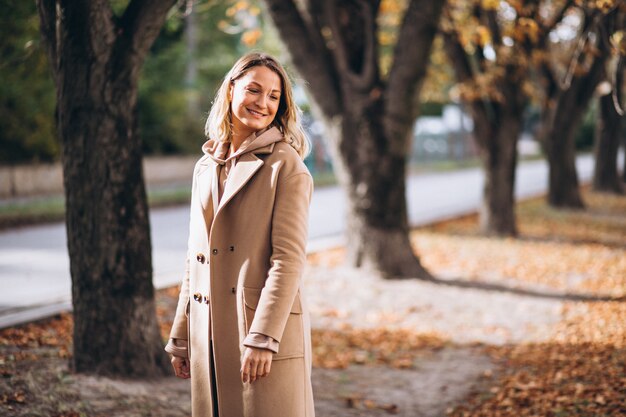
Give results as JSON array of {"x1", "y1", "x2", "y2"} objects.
[{"x1": 164, "y1": 52, "x2": 315, "y2": 417}]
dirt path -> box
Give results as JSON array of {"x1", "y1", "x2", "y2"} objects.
[{"x1": 313, "y1": 347, "x2": 495, "y2": 417}]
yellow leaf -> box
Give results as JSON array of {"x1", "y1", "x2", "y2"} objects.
[
  {"x1": 477, "y1": 25, "x2": 492, "y2": 46},
  {"x1": 482, "y1": 0, "x2": 500, "y2": 10},
  {"x1": 241, "y1": 28, "x2": 262, "y2": 47},
  {"x1": 611, "y1": 30, "x2": 626, "y2": 55}
]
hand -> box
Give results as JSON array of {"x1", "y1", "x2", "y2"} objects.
[
  {"x1": 171, "y1": 355, "x2": 191, "y2": 379},
  {"x1": 241, "y1": 346, "x2": 273, "y2": 384}
]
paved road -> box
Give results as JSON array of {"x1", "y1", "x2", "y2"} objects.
[{"x1": 0, "y1": 155, "x2": 598, "y2": 328}]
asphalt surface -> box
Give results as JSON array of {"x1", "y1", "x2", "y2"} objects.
[{"x1": 0, "y1": 155, "x2": 597, "y2": 328}]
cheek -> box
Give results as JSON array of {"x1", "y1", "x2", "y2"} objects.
[{"x1": 270, "y1": 101, "x2": 280, "y2": 115}]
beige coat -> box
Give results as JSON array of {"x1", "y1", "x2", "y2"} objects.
[{"x1": 169, "y1": 127, "x2": 315, "y2": 417}]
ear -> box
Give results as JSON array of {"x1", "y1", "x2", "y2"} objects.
[{"x1": 228, "y1": 82, "x2": 234, "y2": 102}]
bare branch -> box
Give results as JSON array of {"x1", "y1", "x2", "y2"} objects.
[
  {"x1": 264, "y1": 0, "x2": 341, "y2": 116},
  {"x1": 115, "y1": 0, "x2": 178, "y2": 63},
  {"x1": 486, "y1": 9, "x2": 501, "y2": 47},
  {"x1": 441, "y1": 27, "x2": 493, "y2": 149},
  {"x1": 384, "y1": 0, "x2": 444, "y2": 140},
  {"x1": 324, "y1": 0, "x2": 377, "y2": 91}
]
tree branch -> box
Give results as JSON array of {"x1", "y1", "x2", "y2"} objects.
[
  {"x1": 264, "y1": 0, "x2": 342, "y2": 116},
  {"x1": 486, "y1": 9, "x2": 501, "y2": 47},
  {"x1": 324, "y1": 0, "x2": 377, "y2": 92},
  {"x1": 36, "y1": 0, "x2": 58, "y2": 76},
  {"x1": 384, "y1": 0, "x2": 444, "y2": 140},
  {"x1": 441, "y1": 28, "x2": 492, "y2": 149},
  {"x1": 110, "y1": 0, "x2": 177, "y2": 79}
]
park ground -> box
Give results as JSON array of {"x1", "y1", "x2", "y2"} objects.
[{"x1": 1, "y1": 187, "x2": 624, "y2": 417}]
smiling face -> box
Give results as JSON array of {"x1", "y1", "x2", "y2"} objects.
[{"x1": 229, "y1": 65, "x2": 282, "y2": 141}]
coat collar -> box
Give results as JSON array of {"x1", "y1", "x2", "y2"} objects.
[{"x1": 196, "y1": 136, "x2": 281, "y2": 218}]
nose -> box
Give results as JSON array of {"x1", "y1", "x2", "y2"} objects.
[{"x1": 255, "y1": 93, "x2": 268, "y2": 109}]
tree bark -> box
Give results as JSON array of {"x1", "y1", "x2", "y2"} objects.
[
  {"x1": 540, "y1": 88, "x2": 589, "y2": 208},
  {"x1": 478, "y1": 115, "x2": 521, "y2": 235},
  {"x1": 332, "y1": 105, "x2": 430, "y2": 278},
  {"x1": 264, "y1": 0, "x2": 443, "y2": 278},
  {"x1": 37, "y1": 0, "x2": 175, "y2": 377},
  {"x1": 593, "y1": 59, "x2": 624, "y2": 194}
]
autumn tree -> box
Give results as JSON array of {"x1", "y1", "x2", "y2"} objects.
[
  {"x1": 441, "y1": 0, "x2": 546, "y2": 236},
  {"x1": 262, "y1": 0, "x2": 444, "y2": 278},
  {"x1": 593, "y1": 23, "x2": 625, "y2": 194},
  {"x1": 36, "y1": 0, "x2": 177, "y2": 376},
  {"x1": 535, "y1": 1, "x2": 622, "y2": 208}
]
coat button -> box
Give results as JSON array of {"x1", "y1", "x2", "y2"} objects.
[
  {"x1": 229, "y1": 246, "x2": 235, "y2": 252},
  {"x1": 203, "y1": 295, "x2": 210, "y2": 304},
  {"x1": 196, "y1": 253, "x2": 206, "y2": 264},
  {"x1": 193, "y1": 292, "x2": 202, "y2": 303},
  {"x1": 212, "y1": 249, "x2": 218, "y2": 255}
]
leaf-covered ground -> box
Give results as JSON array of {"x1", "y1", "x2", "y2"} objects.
[
  {"x1": 1, "y1": 188, "x2": 624, "y2": 416},
  {"x1": 307, "y1": 189, "x2": 625, "y2": 416}
]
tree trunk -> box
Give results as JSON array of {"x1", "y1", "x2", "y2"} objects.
[
  {"x1": 593, "y1": 60, "x2": 624, "y2": 194},
  {"x1": 37, "y1": 0, "x2": 175, "y2": 377},
  {"x1": 264, "y1": 0, "x2": 443, "y2": 279},
  {"x1": 442, "y1": 27, "x2": 525, "y2": 237},
  {"x1": 542, "y1": 97, "x2": 586, "y2": 208},
  {"x1": 478, "y1": 116, "x2": 520, "y2": 235},
  {"x1": 324, "y1": 105, "x2": 431, "y2": 279},
  {"x1": 539, "y1": 9, "x2": 618, "y2": 208},
  {"x1": 539, "y1": 61, "x2": 606, "y2": 209}
]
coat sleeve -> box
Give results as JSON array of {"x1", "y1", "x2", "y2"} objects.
[{"x1": 248, "y1": 172, "x2": 313, "y2": 342}]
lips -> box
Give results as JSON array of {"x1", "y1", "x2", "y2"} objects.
[{"x1": 246, "y1": 107, "x2": 266, "y2": 117}]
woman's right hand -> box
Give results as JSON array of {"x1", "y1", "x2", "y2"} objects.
[{"x1": 171, "y1": 355, "x2": 191, "y2": 379}]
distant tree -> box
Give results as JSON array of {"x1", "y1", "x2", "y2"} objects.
[
  {"x1": 262, "y1": 0, "x2": 444, "y2": 279},
  {"x1": 442, "y1": 0, "x2": 549, "y2": 236},
  {"x1": 536, "y1": 1, "x2": 622, "y2": 208},
  {"x1": 36, "y1": 0, "x2": 176, "y2": 376}
]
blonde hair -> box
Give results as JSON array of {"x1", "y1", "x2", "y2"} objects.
[{"x1": 204, "y1": 52, "x2": 311, "y2": 160}]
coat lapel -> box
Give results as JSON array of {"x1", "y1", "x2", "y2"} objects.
[{"x1": 215, "y1": 152, "x2": 264, "y2": 217}]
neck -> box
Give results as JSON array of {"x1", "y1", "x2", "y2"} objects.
[{"x1": 230, "y1": 132, "x2": 249, "y2": 152}]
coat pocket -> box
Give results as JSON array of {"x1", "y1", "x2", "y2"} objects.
[{"x1": 243, "y1": 287, "x2": 304, "y2": 360}]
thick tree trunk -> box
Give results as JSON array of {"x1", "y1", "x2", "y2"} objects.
[
  {"x1": 593, "y1": 62, "x2": 624, "y2": 194},
  {"x1": 38, "y1": 0, "x2": 174, "y2": 377},
  {"x1": 264, "y1": 0, "x2": 443, "y2": 279},
  {"x1": 325, "y1": 107, "x2": 431, "y2": 279},
  {"x1": 478, "y1": 117, "x2": 520, "y2": 236},
  {"x1": 62, "y1": 81, "x2": 167, "y2": 376}
]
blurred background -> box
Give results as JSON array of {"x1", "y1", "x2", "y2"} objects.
[
  {"x1": 1, "y1": 1, "x2": 625, "y2": 416},
  {"x1": 5, "y1": 0, "x2": 616, "y2": 201}
]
